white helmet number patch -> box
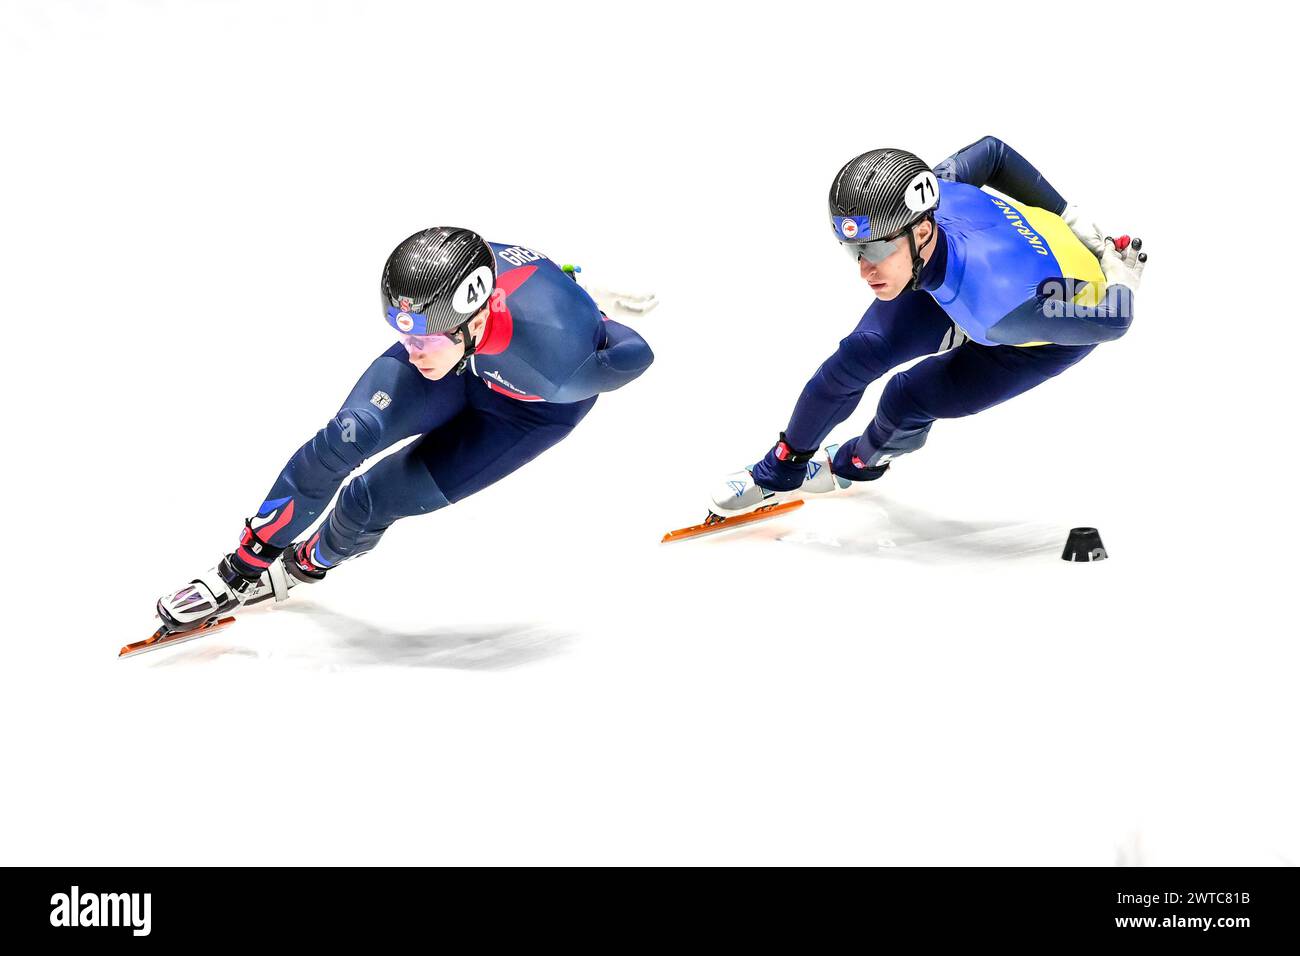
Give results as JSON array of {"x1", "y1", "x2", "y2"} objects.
[
  {"x1": 904, "y1": 171, "x2": 939, "y2": 212},
  {"x1": 453, "y1": 265, "x2": 495, "y2": 315}
]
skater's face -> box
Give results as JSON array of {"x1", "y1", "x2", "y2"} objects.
[
  {"x1": 854, "y1": 220, "x2": 934, "y2": 301},
  {"x1": 402, "y1": 309, "x2": 490, "y2": 380}
]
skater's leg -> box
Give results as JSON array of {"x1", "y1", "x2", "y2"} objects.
[
  {"x1": 782, "y1": 291, "x2": 961, "y2": 449},
  {"x1": 232, "y1": 342, "x2": 465, "y2": 574},
  {"x1": 839, "y1": 342, "x2": 1095, "y2": 472},
  {"x1": 306, "y1": 436, "x2": 452, "y2": 565},
  {"x1": 422, "y1": 383, "x2": 598, "y2": 503},
  {"x1": 753, "y1": 291, "x2": 961, "y2": 491},
  {"x1": 312, "y1": 383, "x2": 597, "y2": 564}
]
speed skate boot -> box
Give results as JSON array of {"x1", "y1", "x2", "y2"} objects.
[
  {"x1": 156, "y1": 553, "x2": 295, "y2": 634},
  {"x1": 155, "y1": 533, "x2": 331, "y2": 634},
  {"x1": 708, "y1": 443, "x2": 852, "y2": 518},
  {"x1": 285, "y1": 535, "x2": 329, "y2": 584}
]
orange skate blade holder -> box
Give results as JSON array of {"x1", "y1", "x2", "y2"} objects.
[
  {"x1": 119, "y1": 616, "x2": 237, "y2": 659},
  {"x1": 661, "y1": 499, "x2": 804, "y2": 543}
]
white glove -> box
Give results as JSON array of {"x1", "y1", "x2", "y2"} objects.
[
  {"x1": 587, "y1": 283, "x2": 660, "y2": 314},
  {"x1": 1060, "y1": 203, "x2": 1108, "y2": 259},
  {"x1": 565, "y1": 265, "x2": 659, "y2": 316},
  {"x1": 586, "y1": 284, "x2": 659, "y2": 316},
  {"x1": 1100, "y1": 235, "x2": 1147, "y2": 293}
]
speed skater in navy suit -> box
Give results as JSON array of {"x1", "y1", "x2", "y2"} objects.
[{"x1": 156, "y1": 227, "x2": 653, "y2": 634}]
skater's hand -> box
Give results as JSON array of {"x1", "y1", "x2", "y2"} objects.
[
  {"x1": 831, "y1": 439, "x2": 890, "y2": 482},
  {"x1": 1060, "y1": 203, "x2": 1108, "y2": 259},
  {"x1": 1100, "y1": 235, "x2": 1147, "y2": 294},
  {"x1": 568, "y1": 266, "x2": 659, "y2": 316}
]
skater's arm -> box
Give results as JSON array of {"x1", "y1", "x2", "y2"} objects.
[
  {"x1": 935, "y1": 136, "x2": 1067, "y2": 214},
  {"x1": 987, "y1": 284, "x2": 1134, "y2": 346},
  {"x1": 549, "y1": 318, "x2": 654, "y2": 403},
  {"x1": 990, "y1": 233, "x2": 1146, "y2": 346},
  {"x1": 782, "y1": 331, "x2": 884, "y2": 451}
]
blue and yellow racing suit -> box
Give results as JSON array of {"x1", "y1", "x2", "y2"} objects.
[{"x1": 753, "y1": 136, "x2": 1133, "y2": 488}]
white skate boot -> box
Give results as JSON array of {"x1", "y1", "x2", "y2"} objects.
[
  {"x1": 708, "y1": 443, "x2": 850, "y2": 518},
  {"x1": 156, "y1": 554, "x2": 295, "y2": 634}
]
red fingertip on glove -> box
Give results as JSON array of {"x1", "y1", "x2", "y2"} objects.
[{"x1": 1114, "y1": 235, "x2": 1131, "y2": 252}]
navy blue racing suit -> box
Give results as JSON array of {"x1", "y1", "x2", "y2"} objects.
[{"x1": 235, "y1": 243, "x2": 653, "y2": 572}]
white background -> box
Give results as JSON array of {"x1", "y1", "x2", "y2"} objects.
[{"x1": 1, "y1": 0, "x2": 1295, "y2": 865}]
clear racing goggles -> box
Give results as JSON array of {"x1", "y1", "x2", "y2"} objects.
[
  {"x1": 840, "y1": 231, "x2": 908, "y2": 265},
  {"x1": 398, "y1": 327, "x2": 466, "y2": 354}
]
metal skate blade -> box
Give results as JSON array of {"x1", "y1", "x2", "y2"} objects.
[
  {"x1": 119, "y1": 616, "x2": 237, "y2": 659},
  {"x1": 661, "y1": 499, "x2": 804, "y2": 543}
]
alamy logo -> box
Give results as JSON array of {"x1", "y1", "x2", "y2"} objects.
[
  {"x1": 50, "y1": 886, "x2": 151, "y2": 936},
  {"x1": 1036, "y1": 276, "x2": 1128, "y2": 322}
]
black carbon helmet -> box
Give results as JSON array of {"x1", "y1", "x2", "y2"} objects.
[
  {"x1": 829, "y1": 148, "x2": 940, "y2": 289},
  {"x1": 381, "y1": 227, "x2": 496, "y2": 337}
]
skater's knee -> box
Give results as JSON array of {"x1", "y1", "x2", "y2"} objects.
[
  {"x1": 833, "y1": 331, "x2": 894, "y2": 383},
  {"x1": 334, "y1": 469, "x2": 378, "y2": 529},
  {"x1": 880, "y1": 370, "x2": 921, "y2": 415},
  {"x1": 337, "y1": 455, "x2": 449, "y2": 530},
  {"x1": 313, "y1": 408, "x2": 384, "y2": 472}
]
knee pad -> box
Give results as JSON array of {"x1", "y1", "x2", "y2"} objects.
[
  {"x1": 879, "y1": 369, "x2": 943, "y2": 422},
  {"x1": 322, "y1": 470, "x2": 385, "y2": 563},
  {"x1": 335, "y1": 468, "x2": 378, "y2": 529},
  {"x1": 312, "y1": 407, "x2": 384, "y2": 474},
  {"x1": 833, "y1": 331, "x2": 895, "y2": 385}
]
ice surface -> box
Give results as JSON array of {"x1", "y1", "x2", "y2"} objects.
[{"x1": 1, "y1": 1, "x2": 1296, "y2": 865}]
